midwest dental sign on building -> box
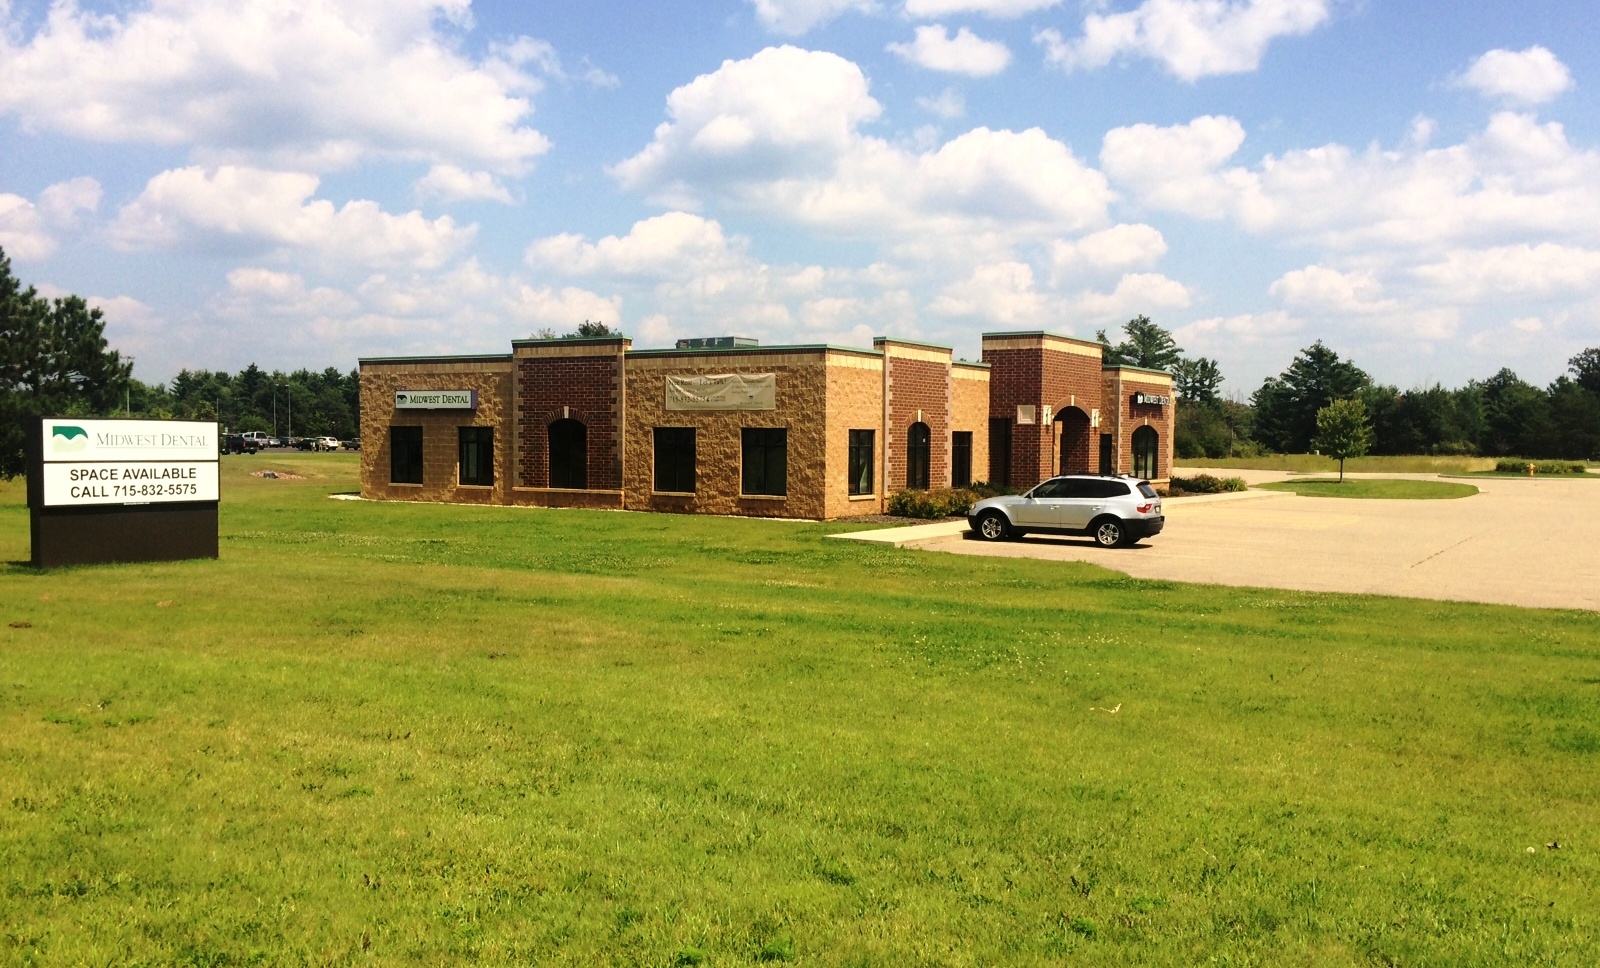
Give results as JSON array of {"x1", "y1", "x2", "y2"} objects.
[{"x1": 27, "y1": 418, "x2": 221, "y2": 568}]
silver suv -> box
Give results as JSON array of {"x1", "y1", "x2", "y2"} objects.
[{"x1": 968, "y1": 475, "x2": 1164, "y2": 547}]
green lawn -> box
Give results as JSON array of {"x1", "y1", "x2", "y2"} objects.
[
  {"x1": 1178, "y1": 455, "x2": 1497, "y2": 474},
  {"x1": 2, "y1": 455, "x2": 1597, "y2": 966},
  {"x1": 1254, "y1": 479, "x2": 1481, "y2": 500}
]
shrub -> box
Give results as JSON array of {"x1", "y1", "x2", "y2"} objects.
[
  {"x1": 1493, "y1": 459, "x2": 1588, "y2": 475},
  {"x1": 886, "y1": 488, "x2": 980, "y2": 518},
  {"x1": 966, "y1": 480, "x2": 1019, "y2": 499},
  {"x1": 1167, "y1": 474, "x2": 1248, "y2": 496}
]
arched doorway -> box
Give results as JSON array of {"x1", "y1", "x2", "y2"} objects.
[
  {"x1": 549, "y1": 418, "x2": 587, "y2": 489},
  {"x1": 1056, "y1": 407, "x2": 1092, "y2": 475},
  {"x1": 906, "y1": 421, "x2": 931, "y2": 490},
  {"x1": 1133, "y1": 425, "x2": 1159, "y2": 480}
]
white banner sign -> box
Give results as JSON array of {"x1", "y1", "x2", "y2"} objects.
[
  {"x1": 42, "y1": 419, "x2": 218, "y2": 464},
  {"x1": 395, "y1": 389, "x2": 477, "y2": 409},
  {"x1": 42, "y1": 462, "x2": 220, "y2": 507},
  {"x1": 38, "y1": 419, "x2": 220, "y2": 508},
  {"x1": 665, "y1": 373, "x2": 776, "y2": 411}
]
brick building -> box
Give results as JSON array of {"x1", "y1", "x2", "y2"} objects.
[{"x1": 358, "y1": 331, "x2": 1173, "y2": 520}]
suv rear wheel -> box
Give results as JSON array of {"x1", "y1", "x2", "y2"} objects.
[{"x1": 1092, "y1": 517, "x2": 1127, "y2": 548}]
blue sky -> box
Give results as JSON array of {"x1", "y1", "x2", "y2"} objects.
[{"x1": 3, "y1": 0, "x2": 1598, "y2": 397}]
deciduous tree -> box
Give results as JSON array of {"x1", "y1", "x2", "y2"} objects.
[{"x1": 1312, "y1": 398, "x2": 1373, "y2": 483}]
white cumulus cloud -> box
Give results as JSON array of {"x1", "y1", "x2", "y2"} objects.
[
  {"x1": 415, "y1": 165, "x2": 515, "y2": 205},
  {"x1": 526, "y1": 212, "x2": 747, "y2": 278},
  {"x1": 888, "y1": 25, "x2": 1012, "y2": 77},
  {"x1": 1453, "y1": 46, "x2": 1574, "y2": 106},
  {"x1": 0, "y1": 0, "x2": 555, "y2": 173},
  {"x1": 1038, "y1": 0, "x2": 1330, "y2": 81},
  {"x1": 1050, "y1": 223, "x2": 1168, "y2": 278},
  {"x1": 906, "y1": 0, "x2": 1061, "y2": 17},
  {"x1": 744, "y1": 0, "x2": 876, "y2": 34},
  {"x1": 612, "y1": 47, "x2": 1109, "y2": 246},
  {"x1": 0, "y1": 177, "x2": 103, "y2": 260},
  {"x1": 111, "y1": 166, "x2": 475, "y2": 270}
]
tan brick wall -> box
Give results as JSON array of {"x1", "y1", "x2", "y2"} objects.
[
  {"x1": 951, "y1": 364, "x2": 990, "y2": 488},
  {"x1": 359, "y1": 362, "x2": 512, "y2": 504},
  {"x1": 623, "y1": 353, "x2": 830, "y2": 519},
  {"x1": 824, "y1": 352, "x2": 885, "y2": 519}
]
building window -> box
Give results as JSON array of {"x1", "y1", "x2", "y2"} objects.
[
  {"x1": 1133, "y1": 425, "x2": 1159, "y2": 480},
  {"x1": 458, "y1": 426, "x2": 493, "y2": 486},
  {"x1": 989, "y1": 417, "x2": 1011, "y2": 486},
  {"x1": 741, "y1": 427, "x2": 787, "y2": 496},
  {"x1": 654, "y1": 427, "x2": 696, "y2": 493},
  {"x1": 390, "y1": 426, "x2": 423, "y2": 484},
  {"x1": 549, "y1": 418, "x2": 587, "y2": 489},
  {"x1": 848, "y1": 429, "x2": 874, "y2": 495},
  {"x1": 951, "y1": 431, "x2": 972, "y2": 488},
  {"x1": 906, "y1": 421, "x2": 931, "y2": 490}
]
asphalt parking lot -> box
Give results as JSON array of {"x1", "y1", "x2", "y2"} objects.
[{"x1": 900, "y1": 471, "x2": 1600, "y2": 611}]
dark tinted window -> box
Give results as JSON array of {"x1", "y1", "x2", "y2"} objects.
[
  {"x1": 1031, "y1": 478, "x2": 1078, "y2": 499},
  {"x1": 951, "y1": 431, "x2": 972, "y2": 488},
  {"x1": 654, "y1": 427, "x2": 695, "y2": 493},
  {"x1": 549, "y1": 419, "x2": 587, "y2": 489},
  {"x1": 390, "y1": 426, "x2": 423, "y2": 484},
  {"x1": 1138, "y1": 482, "x2": 1158, "y2": 499},
  {"x1": 1090, "y1": 480, "x2": 1131, "y2": 498},
  {"x1": 989, "y1": 418, "x2": 1011, "y2": 486},
  {"x1": 906, "y1": 422, "x2": 931, "y2": 490},
  {"x1": 458, "y1": 427, "x2": 493, "y2": 486},
  {"x1": 848, "y1": 429, "x2": 874, "y2": 495},
  {"x1": 742, "y1": 427, "x2": 787, "y2": 496}
]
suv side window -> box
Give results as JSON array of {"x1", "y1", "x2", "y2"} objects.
[
  {"x1": 1091, "y1": 480, "x2": 1131, "y2": 498},
  {"x1": 1031, "y1": 478, "x2": 1070, "y2": 498}
]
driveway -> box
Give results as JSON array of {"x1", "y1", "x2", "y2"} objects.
[{"x1": 897, "y1": 472, "x2": 1600, "y2": 611}]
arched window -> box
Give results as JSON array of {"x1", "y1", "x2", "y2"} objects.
[
  {"x1": 1132, "y1": 425, "x2": 1159, "y2": 480},
  {"x1": 549, "y1": 418, "x2": 587, "y2": 489},
  {"x1": 907, "y1": 421, "x2": 931, "y2": 490}
]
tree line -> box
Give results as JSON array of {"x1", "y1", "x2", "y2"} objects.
[{"x1": 1097, "y1": 317, "x2": 1600, "y2": 462}]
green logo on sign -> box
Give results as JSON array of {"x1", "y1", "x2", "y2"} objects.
[{"x1": 50, "y1": 425, "x2": 89, "y2": 453}]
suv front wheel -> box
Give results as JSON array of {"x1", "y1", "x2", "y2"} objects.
[{"x1": 974, "y1": 511, "x2": 1010, "y2": 542}]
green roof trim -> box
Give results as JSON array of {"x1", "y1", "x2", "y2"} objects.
[
  {"x1": 359, "y1": 354, "x2": 512, "y2": 366},
  {"x1": 981, "y1": 330, "x2": 1100, "y2": 345},
  {"x1": 873, "y1": 336, "x2": 953, "y2": 352},
  {"x1": 1103, "y1": 364, "x2": 1174, "y2": 376},
  {"x1": 627, "y1": 343, "x2": 883, "y2": 358}
]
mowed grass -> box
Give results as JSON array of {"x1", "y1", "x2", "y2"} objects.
[
  {"x1": 1179, "y1": 455, "x2": 1498, "y2": 474},
  {"x1": 1254, "y1": 479, "x2": 1480, "y2": 500},
  {"x1": 2, "y1": 455, "x2": 1598, "y2": 967}
]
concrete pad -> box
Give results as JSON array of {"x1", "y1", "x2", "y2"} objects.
[
  {"x1": 828, "y1": 519, "x2": 968, "y2": 548},
  {"x1": 892, "y1": 475, "x2": 1600, "y2": 612}
]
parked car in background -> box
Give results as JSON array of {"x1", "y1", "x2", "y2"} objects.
[
  {"x1": 341, "y1": 439, "x2": 361, "y2": 452},
  {"x1": 313, "y1": 436, "x2": 341, "y2": 452},
  {"x1": 221, "y1": 433, "x2": 260, "y2": 455},
  {"x1": 239, "y1": 431, "x2": 270, "y2": 448},
  {"x1": 967, "y1": 475, "x2": 1163, "y2": 547}
]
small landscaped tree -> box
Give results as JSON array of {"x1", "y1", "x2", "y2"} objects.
[{"x1": 1313, "y1": 398, "x2": 1374, "y2": 483}]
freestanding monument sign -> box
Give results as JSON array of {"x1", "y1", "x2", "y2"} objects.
[{"x1": 27, "y1": 417, "x2": 221, "y2": 568}]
